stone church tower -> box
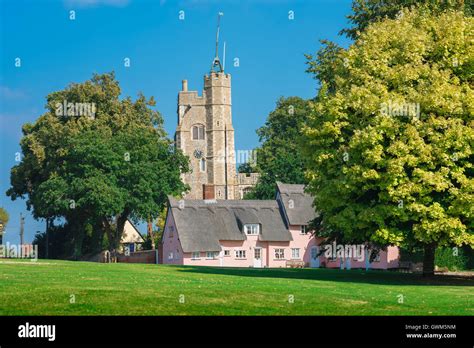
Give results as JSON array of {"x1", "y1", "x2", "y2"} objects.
[
  {"x1": 175, "y1": 72, "x2": 237, "y2": 200},
  {"x1": 174, "y1": 15, "x2": 258, "y2": 200}
]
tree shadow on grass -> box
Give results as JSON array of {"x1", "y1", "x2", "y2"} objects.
[{"x1": 176, "y1": 266, "x2": 474, "y2": 286}]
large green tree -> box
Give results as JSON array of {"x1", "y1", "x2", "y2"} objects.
[
  {"x1": 244, "y1": 97, "x2": 311, "y2": 199},
  {"x1": 7, "y1": 73, "x2": 189, "y2": 258},
  {"x1": 301, "y1": 8, "x2": 474, "y2": 276}
]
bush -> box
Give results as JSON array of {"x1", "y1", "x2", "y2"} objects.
[
  {"x1": 400, "y1": 246, "x2": 472, "y2": 271},
  {"x1": 435, "y1": 247, "x2": 469, "y2": 271}
]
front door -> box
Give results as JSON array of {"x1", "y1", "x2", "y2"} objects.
[
  {"x1": 310, "y1": 246, "x2": 320, "y2": 268},
  {"x1": 253, "y1": 248, "x2": 262, "y2": 268}
]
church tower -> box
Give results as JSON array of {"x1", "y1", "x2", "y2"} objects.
[{"x1": 175, "y1": 14, "x2": 237, "y2": 200}]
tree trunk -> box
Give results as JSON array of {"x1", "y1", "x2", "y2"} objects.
[
  {"x1": 72, "y1": 222, "x2": 85, "y2": 260},
  {"x1": 115, "y1": 212, "x2": 128, "y2": 250},
  {"x1": 423, "y1": 243, "x2": 436, "y2": 277},
  {"x1": 147, "y1": 218, "x2": 155, "y2": 250},
  {"x1": 91, "y1": 220, "x2": 105, "y2": 254},
  {"x1": 102, "y1": 218, "x2": 115, "y2": 251}
]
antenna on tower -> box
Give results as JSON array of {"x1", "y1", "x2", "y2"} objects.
[
  {"x1": 211, "y1": 12, "x2": 224, "y2": 73},
  {"x1": 223, "y1": 41, "x2": 226, "y2": 71}
]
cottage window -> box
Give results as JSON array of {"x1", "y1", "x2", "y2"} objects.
[
  {"x1": 206, "y1": 251, "x2": 217, "y2": 259},
  {"x1": 291, "y1": 248, "x2": 300, "y2": 259},
  {"x1": 224, "y1": 250, "x2": 230, "y2": 257},
  {"x1": 192, "y1": 124, "x2": 205, "y2": 140},
  {"x1": 168, "y1": 252, "x2": 174, "y2": 260},
  {"x1": 274, "y1": 249, "x2": 284, "y2": 259},
  {"x1": 371, "y1": 251, "x2": 381, "y2": 262},
  {"x1": 244, "y1": 224, "x2": 259, "y2": 235},
  {"x1": 300, "y1": 225, "x2": 309, "y2": 235},
  {"x1": 235, "y1": 250, "x2": 246, "y2": 259},
  {"x1": 191, "y1": 252, "x2": 200, "y2": 260}
]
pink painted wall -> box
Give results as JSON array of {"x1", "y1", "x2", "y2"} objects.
[
  {"x1": 179, "y1": 225, "x2": 322, "y2": 268},
  {"x1": 161, "y1": 214, "x2": 400, "y2": 269},
  {"x1": 162, "y1": 208, "x2": 184, "y2": 265},
  {"x1": 320, "y1": 245, "x2": 400, "y2": 269},
  {"x1": 182, "y1": 238, "x2": 268, "y2": 267}
]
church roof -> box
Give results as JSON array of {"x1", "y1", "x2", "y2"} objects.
[
  {"x1": 168, "y1": 196, "x2": 292, "y2": 252},
  {"x1": 276, "y1": 181, "x2": 318, "y2": 226}
]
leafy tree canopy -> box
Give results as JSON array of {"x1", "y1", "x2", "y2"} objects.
[
  {"x1": 341, "y1": 0, "x2": 472, "y2": 39},
  {"x1": 301, "y1": 8, "x2": 474, "y2": 274},
  {"x1": 0, "y1": 207, "x2": 9, "y2": 234},
  {"x1": 244, "y1": 97, "x2": 312, "y2": 199},
  {"x1": 7, "y1": 73, "x2": 189, "y2": 255}
]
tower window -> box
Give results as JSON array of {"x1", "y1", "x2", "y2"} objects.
[
  {"x1": 200, "y1": 158, "x2": 206, "y2": 172},
  {"x1": 192, "y1": 125, "x2": 205, "y2": 140}
]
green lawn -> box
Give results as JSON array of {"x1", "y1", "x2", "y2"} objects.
[{"x1": 0, "y1": 259, "x2": 472, "y2": 315}]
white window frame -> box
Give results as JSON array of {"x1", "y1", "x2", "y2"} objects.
[
  {"x1": 300, "y1": 225, "x2": 308, "y2": 235},
  {"x1": 224, "y1": 250, "x2": 230, "y2": 257},
  {"x1": 244, "y1": 224, "x2": 260, "y2": 235},
  {"x1": 200, "y1": 158, "x2": 206, "y2": 172},
  {"x1": 168, "y1": 252, "x2": 174, "y2": 260},
  {"x1": 274, "y1": 248, "x2": 284, "y2": 260},
  {"x1": 235, "y1": 250, "x2": 246, "y2": 259},
  {"x1": 191, "y1": 252, "x2": 200, "y2": 260},
  {"x1": 291, "y1": 248, "x2": 300, "y2": 259}
]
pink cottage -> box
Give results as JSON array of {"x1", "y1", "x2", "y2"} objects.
[{"x1": 162, "y1": 182, "x2": 399, "y2": 269}]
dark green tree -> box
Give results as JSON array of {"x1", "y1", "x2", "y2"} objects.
[
  {"x1": 244, "y1": 97, "x2": 311, "y2": 199},
  {"x1": 7, "y1": 73, "x2": 189, "y2": 258}
]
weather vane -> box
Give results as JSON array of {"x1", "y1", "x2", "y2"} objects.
[{"x1": 211, "y1": 12, "x2": 224, "y2": 73}]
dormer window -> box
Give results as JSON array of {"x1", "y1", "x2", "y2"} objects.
[
  {"x1": 192, "y1": 124, "x2": 205, "y2": 140},
  {"x1": 244, "y1": 224, "x2": 259, "y2": 235},
  {"x1": 300, "y1": 225, "x2": 308, "y2": 235}
]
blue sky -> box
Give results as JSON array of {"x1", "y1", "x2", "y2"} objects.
[{"x1": 0, "y1": 0, "x2": 352, "y2": 243}]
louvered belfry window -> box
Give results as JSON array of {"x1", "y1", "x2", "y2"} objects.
[{"x1": 192, "y1": 125, "x2": 205, "y2": 140}]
